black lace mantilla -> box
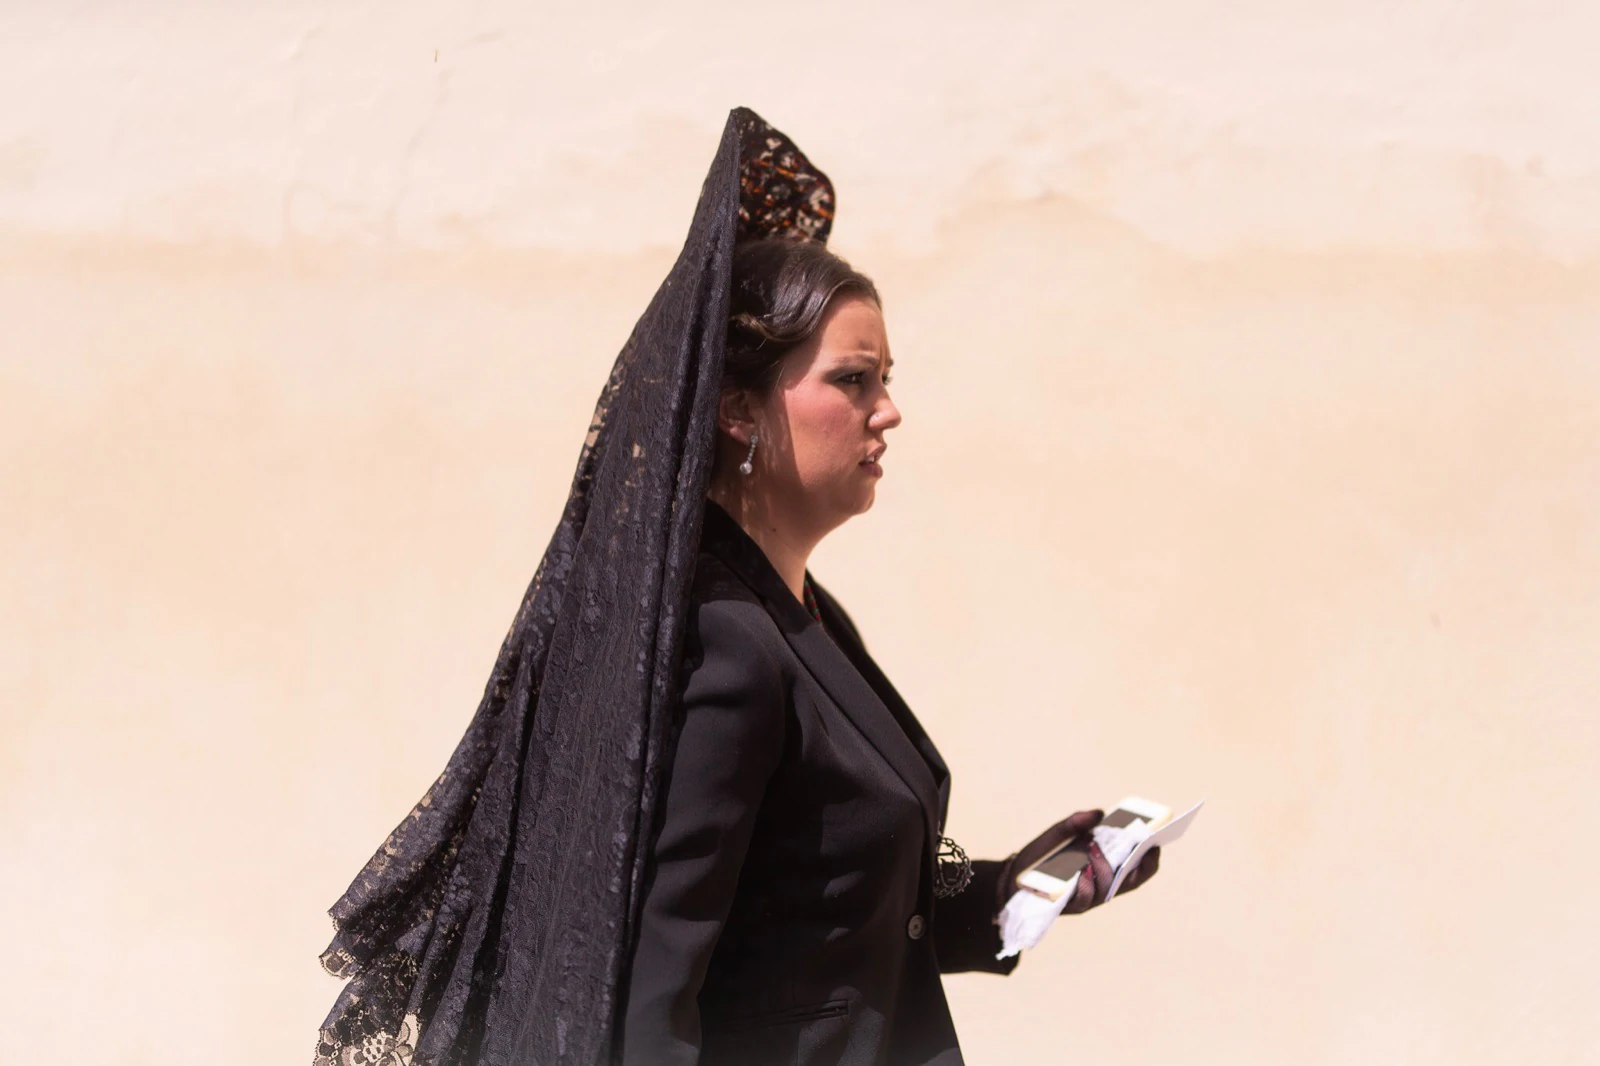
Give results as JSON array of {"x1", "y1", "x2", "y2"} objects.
[{"x1": 313, "y1": 108, "x2": 836, "y2": 1066}]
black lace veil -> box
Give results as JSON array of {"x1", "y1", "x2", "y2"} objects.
[{"x1": 314, "y1": 107, "x2": 835, "y2": 1066}]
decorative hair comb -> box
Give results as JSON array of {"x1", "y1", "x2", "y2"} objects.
[{"x1": 734, "y1": 108, "x2": 836, "y2": 245}]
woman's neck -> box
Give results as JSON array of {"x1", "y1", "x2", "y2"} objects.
[{"x1": 706, "y1": 484, "x2": 822, "y2": 605}]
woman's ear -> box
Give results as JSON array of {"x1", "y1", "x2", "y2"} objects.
[{"x1": 716, "y1": 387, "x2": 758, "y2": 444}]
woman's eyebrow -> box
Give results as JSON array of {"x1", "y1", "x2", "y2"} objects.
[{"x1": 840, "y1": 353, "x2": 894, "y2": 367}]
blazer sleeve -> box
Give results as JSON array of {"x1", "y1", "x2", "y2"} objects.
[
  {"x1": 930, "y1": 859, "x2": 1020, "y2": 975},
  {"x1": 619, "y1": 598, "x2": 788, "y2": 1066}
]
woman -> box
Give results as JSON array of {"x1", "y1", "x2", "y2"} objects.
[
  {"x1": 314, "y1": 108, "x2": 1157, "y2": 1066},
  {"x1": 620, "y1": 235, "x2": 1159, "y2": 1066}
]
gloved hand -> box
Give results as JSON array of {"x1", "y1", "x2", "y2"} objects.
[{"x1": 994, "y1": 809, "x2": 1162, "y2": 917}]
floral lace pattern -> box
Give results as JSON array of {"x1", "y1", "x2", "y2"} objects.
[
  {"x1": 316, "y1": 1012, "x2": 420, "y2": 1066},
  {"x1": 312, "y1": 107, "x2": 837, "y2": 1066}
]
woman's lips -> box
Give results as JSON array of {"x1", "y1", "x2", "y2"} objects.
[{"x1": 860, "y1": 443, "x2": 886, "y2": 477}]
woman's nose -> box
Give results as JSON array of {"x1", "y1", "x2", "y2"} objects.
[{"x1": 874, "y1": 394, "x2": 903, "y2": 431}]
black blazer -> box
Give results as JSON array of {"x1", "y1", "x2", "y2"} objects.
[{"x1": 620, "y1": 500, "x2": 1017, "y2": 1066}]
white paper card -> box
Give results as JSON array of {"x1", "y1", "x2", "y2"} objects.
[{"x1": 1103, "y1": 799, "x2": 1204, "y2": 901}]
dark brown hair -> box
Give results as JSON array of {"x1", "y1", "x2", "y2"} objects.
[{"x1": 723, "y1": 236, "x2": 881, "y2": 397}]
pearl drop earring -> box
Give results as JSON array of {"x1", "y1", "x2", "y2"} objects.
[{"x1": 739, "y1": 432, "x2": 758, "y2": 476}]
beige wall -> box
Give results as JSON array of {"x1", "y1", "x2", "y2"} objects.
[{"x1": 3, "y1": 3, "x2": 1596, "y2": 1063}]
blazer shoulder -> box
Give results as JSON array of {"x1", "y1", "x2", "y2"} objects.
[{"x1": 686, "y1": 550, "x2": 790, "y2": 676}]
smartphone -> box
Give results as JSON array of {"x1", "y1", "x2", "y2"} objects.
[{"x1": 1014, "y1": 796, "x2": 1172, "y2": 901}]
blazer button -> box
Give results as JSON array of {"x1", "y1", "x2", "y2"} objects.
[{"x1": 906, "y1": 914, "x2": 926, "y2": 940}]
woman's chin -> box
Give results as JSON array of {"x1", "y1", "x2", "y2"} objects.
[{"x1": 806, "y1": 479, "x2": 878, "y2": 525}]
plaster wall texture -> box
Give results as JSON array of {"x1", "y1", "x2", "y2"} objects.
[{"x1": 2, "y1": 3, "x2": 1596, "y2": 1064}]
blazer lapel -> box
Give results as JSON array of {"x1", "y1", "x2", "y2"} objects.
[
  {"x1": 807, "y1": 581, "x2": 952, "y2": 833},
  {"x1": 699, "y1": 502, "x2": 944, "y2": 856}
]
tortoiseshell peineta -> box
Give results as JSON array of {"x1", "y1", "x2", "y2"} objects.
[{"x1": 735, "y1": 109, "x2": 836, "y2": 245}]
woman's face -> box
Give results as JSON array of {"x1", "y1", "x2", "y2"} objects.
[{"x1": 739, "y1": 293, "x2": 902, "y2": 531}]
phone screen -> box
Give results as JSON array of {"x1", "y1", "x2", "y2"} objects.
[
  {"x1": 1101, "y1": 808, "x2": 1147, "y2": 830},
  {"x1": 1033, "y1": 841, "x2": 1091, "y2": 883}
]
